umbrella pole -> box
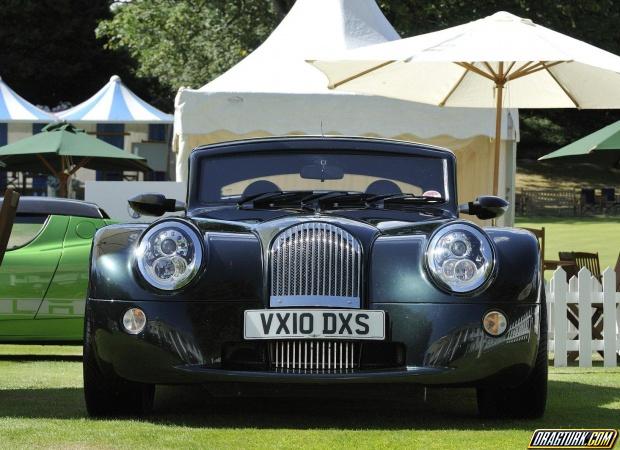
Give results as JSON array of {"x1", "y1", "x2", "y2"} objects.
[
  {"x1": 58, "y1": 174, "x2": 68, "y2": 198},
  {"x1": 36, "y1": 154, "x2": 67, "y2": 198},
  {"x1": 493, "y1": 81, "x2": 504, "y2": 197},
  {"x1": 57, "y1": 158, "x2": 91, "y2": 198},
  {"x1": 59, "y1": 157, "x2": 67, "y2": 198}
]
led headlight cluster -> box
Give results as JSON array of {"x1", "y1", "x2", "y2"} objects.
[
  {"x1": 426, "y1": 223, "x2": 494, "y2": 293},
  {"x1": 136, "y1": 221, "x2": 203, "y2": 290}
]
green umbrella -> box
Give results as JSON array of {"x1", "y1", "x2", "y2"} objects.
[
  {"x1": 0, "y1": 122, "x2": 150, "y2": 197},
  {"x1": 539, "y1": 121, "x2": 620, "y2": 167}
]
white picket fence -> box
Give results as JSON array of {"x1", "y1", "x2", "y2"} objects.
[{"x1": 546, "y1": 267, "x2": 620, "y2": 367}]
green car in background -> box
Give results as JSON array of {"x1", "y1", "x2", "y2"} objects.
[{"x1": 0, "y1": 197, "x2": 112, "y2": 342}]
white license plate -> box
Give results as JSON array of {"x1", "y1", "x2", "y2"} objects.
[{"x1": 244, "y1": 309, "x2": 385, "y2": 340}]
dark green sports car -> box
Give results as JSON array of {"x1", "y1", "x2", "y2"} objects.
[
  {"x1": 84, "y1": 137, "x2": 546, "y2": 420},
  {"x1": 0, "y1": 197, "x2": 111, "y2": 342}
]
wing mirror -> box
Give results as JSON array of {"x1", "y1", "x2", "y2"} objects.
[
  {"x1": 459, "y1": 196, "x2": 509, "y2": 220},
  {"x1": 128, "y1": 193, "x2": 186, "y2": 217}
]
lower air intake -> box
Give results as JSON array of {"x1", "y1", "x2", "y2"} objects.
[{"x1": 269, "y1": 340, "x2": 359, "y2": 373}]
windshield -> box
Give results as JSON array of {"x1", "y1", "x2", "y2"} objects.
[{"x1": 196, "y1": 151, "x2": 449, "y2": 206}]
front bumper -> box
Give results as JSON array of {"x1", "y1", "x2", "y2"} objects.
[{"x1": 87, "y1": 299, "x2": 540, "y2": 387}]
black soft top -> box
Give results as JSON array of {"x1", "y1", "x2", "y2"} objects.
[{"x1": 0, "y1": 196, "x2": 109, "y2": 219}]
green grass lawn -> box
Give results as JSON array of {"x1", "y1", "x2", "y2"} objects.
[
  {"x1": 0, "y1": 345, "x2": 619, "y2": 449},
  {"x1": 515, "y1": 216, "x2": 620, "y2": 275}
]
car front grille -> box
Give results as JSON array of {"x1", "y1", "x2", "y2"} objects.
[
  {"x1": 270, "y1": 222, "x2": 362, "y2": 307},
  {"x1": 269, "y1": 340, "x2": 359, "y2": 373},
  {"x1": 221, "y1": 340, "x2": 405, "y2": 373}
]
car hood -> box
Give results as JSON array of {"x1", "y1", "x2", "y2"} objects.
[{"x1": 189, "y1": 210, "x2": 456, "y2": 244}]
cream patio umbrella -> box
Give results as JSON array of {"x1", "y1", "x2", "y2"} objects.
[{"x1": 309, "y1": 11, "x2": 620, "y2": 195}]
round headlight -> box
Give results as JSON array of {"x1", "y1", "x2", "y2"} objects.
[
  {"x1": 426, "y1": 223, "x2": 494, "y2": 293},
  {"x1": 136, "y1": 220, "x2": 203, "y2": 290}
]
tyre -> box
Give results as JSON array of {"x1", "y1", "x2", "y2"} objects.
[
  {"x1": 83, "y1": 315, "x2": 155, "y2": 418},
  {"x1": 477, "y1": 297, "x2": 548, "y2": 419}
]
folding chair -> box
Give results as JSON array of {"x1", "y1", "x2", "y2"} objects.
[
  {"x1": 558, "y1": 251, "x2": 579, "y2": 280},
  {"x1": 573, "y1": 251, "x2": 602, "y2": 281},
  {"x1": 520, "y1": 227, "x2": 551, "y2": 270},
  {"x1": 560, "y1": 251, "x2": 604, "y2": 362}
]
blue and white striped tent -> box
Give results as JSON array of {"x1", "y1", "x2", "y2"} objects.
[
  {"x1": 0, "y1": 77, "x2": 55, "y2": 122},
  {"x1": 57, "y1": 75, "x2": 173, "y2": 123}
]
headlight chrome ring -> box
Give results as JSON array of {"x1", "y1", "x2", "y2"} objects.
[
  {"x1": 426, "y1": 222, "x2": 494, "y2": 293},
  {"x1": 136, "y1": 220, "x2": 204, "y2": 291}
]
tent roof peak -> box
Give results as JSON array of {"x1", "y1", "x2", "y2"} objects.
[
  {"x1": 489, "y1": 11, "x2": 527, "y2": 21},
  {"x1": 198, "y1": 0, "x2": 399, "y2": 94},
  {"x1": 0, "y1": 77, "x2": 56, "y2": 122},
  {"x1": 56, "y1": 74, "x2": 172, "y2": 123}
]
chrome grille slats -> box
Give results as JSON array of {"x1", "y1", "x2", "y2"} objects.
[
  {"x1": 333, "y1": 229, "x2": 339, "y2": 296},
  {"x1": 303, "y1": 223, "x2": 308, "y2": 295},
  {"x1": 310, "y1": 224, "x2": 315, "y2": 294},
  {"x1": 321, "y1": 223, "x2": 327, "y2": 296},
  {"x1": 339, "y1": 228, "x2": 344, "y2": 296},
  {"x1": 270, "y1": 222, "x2": 362, "y2": 306},
  {"x1": 270, "y1": 340, "x2": 358, "y2": 373},
  {"x1": 328, "y1": 224, "x2": 333, "y2": 296},
  {"x1": 288, "y1": 229, "x2": 293, "y2": 292}
]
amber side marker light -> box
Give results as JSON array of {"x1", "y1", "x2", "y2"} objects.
[
  {"x1": 482, "y1": 311, "x2": 507, "y2": 336},
  {"x1": 123, "y1": 308, "x2": 147, "y2": 334}
]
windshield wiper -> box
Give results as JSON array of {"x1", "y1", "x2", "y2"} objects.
[
  {"x1": 237, "y1": 191, "x2": 446, "y2": 212},
  {"x1": 238, "y1": 190, "x2": 367, "y2": 211},
  {"x1": 312, "y1": 192, "x2": 446, "y2": 211},
  {"x1": 237, "y1": 191, "x2": 317, "y2": 209},
  {"x1": 315, "y1": 192, "x2": 375, "y2": 210},
  {"x1": 367, "y1": 193, "x2": 446, "y2": 209}
]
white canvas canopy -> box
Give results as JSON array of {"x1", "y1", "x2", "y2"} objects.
[
  {"x1": 309, "y1": 10, "x2": 620, "y2": 196},
  {"x1": 174, "y1": 0, "x2": 519, "y2": 219},
  {"x1": 58, "y1": 75, "x2": 173, "y2": 124},
  {"x1": 0, "y1": 77, "x2": 55, "y2": 122}
]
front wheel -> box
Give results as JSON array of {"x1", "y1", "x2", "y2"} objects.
[
  {"x1": 83, "y1": 317, "x2": 154, "y2": 418},
  {"x1": 477, "y1": 300, "x2": 548, "y2": 419}
]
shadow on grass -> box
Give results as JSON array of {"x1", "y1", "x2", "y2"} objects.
[
  {"x1": 0, "y1": 388, "x2": 85, "y2": 419},
  {"x1": 517, "y1": 159, "x2": 620, "y2": 189},
  {"x1": 0, "y1": 354, "x2": 82, "y2": 362},
  {"x1": 0, "y1": 379, "x2": 618, "y2": 430}
]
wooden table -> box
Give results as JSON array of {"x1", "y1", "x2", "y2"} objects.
[
  {"x1": 543, "y1": 260, "x2": 603, "y2": 362},
  {"x1": 543, "y1": 260, "x2": 577, "y2": 274},
  {"x1": 566, "y1": 302, "x2": 607, "y2": 362}
]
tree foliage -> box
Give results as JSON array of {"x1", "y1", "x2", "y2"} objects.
[
  {"x1": 97, "y1": 0, "x2": 620, "y2": 153},
  {"x1": 97, "y1": 1, "x2": 293, "y2": 90},
  {"x1": 3, "y1": 0, "x2": 620, "y2": 153},
  {"x1": 0, "y1": 0, "x2": 168, "y2": 111}
]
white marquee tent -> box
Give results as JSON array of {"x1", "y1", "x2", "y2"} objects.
[
  {"x1": 174, "y1": 0, "x2": 519, "y2": 222},
  {"x1": 57, "y1": 75, "x2": 174, "y2": 183},
  {"x1": 0, "y1": 77, "x2": 56, "y2": 183},
  {"x1": 0, "y1": 77, "x2": 55, "y2": 123},
  {"x1": 58, "y1": 75, "x2": 173, "y2": 124}
]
